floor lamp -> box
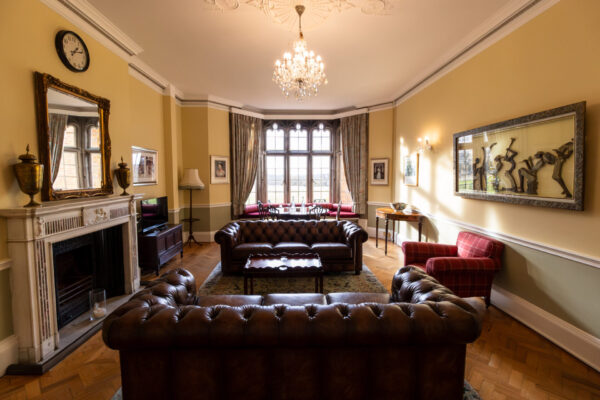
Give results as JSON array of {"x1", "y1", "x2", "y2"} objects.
[{"x1": 179, "y1": 168, "x2": 205, "y2": 246}]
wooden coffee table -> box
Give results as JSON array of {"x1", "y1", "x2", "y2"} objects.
[{"x1": 243, "y1": 253, "x2": 324, "y2": 294}]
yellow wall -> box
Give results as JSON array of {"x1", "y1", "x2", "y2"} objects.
[
  {"x1": 181, "y1": 107, "x2": 210, "y2": 205},
  {"x1": 394, "y1": 0, "x2": 599, "y2": 256},
  {"x1": 180, "y1": 107, "x2": 231, "y2": 206},
  {"x1": 207, "y1": 108, "x2": 231, "y2": 204},
  {"x1": 368, "y1": 109, "x2": 394, "y2": 203},
  {"x1": 392, "y1": 0, "x2": 600, "y2": 336},
  {"x1": 0, "y1": 0, "x2": 170, "y2": 340}
]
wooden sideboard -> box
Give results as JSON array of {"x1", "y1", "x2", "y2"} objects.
[{"x1": 138, "y1": 224, "x2": 183, "y2": 275}]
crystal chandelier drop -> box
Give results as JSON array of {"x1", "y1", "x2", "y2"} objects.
[{"x1": 273, "y1": 5, "x2": 328, "y2": 100}]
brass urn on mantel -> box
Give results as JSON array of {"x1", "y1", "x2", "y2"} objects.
[
  {"x1": 115, "y1": 156, "x2": 131, "y2": 196},
  {"x1": 13, "y1": 145, "x2": 44, "y2": 207}
]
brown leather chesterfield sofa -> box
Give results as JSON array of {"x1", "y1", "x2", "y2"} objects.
[
  {"x1": 214, "y1": 220, "x2": 368, "y2": 274},
  {"x1": 103, "y1": 266, "x2": 485, "y2": 400}
]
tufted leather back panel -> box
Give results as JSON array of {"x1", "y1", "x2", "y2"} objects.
[
  {"x1": 104, "y1": 267, "x2": 482, "y2": 400},
  {"x1": 238, "y1": 220, "x2": 347, "y2": 245}
]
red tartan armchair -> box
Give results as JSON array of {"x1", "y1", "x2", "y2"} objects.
[{"x1": 402, "y1": 231, "x2": 504, "y2": 306}]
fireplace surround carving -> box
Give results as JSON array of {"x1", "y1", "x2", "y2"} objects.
[{"x1": 0, "y1": 195, "x2": 140, "y2": 368}]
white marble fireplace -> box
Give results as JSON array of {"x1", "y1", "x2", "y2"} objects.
[{"x1": 0, "y1": 195, "x2": 141, "y2": 367}]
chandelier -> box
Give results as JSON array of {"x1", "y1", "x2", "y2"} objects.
[{"x1": 273, "y1": 5, "x2": 327, "y2": 100}]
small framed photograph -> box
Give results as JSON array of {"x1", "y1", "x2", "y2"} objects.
[
  {"x1": 370, "y1": 158, "x2": 389, "y2": 185},
  {"x1": 132, "y1": 146, "x2": 158, "y2": 186},
  {"x1": 211, "y1": 155, "x2": 229, "y2": 184},
  {"x1": 403, "y1": 153, "x2": 419, "y2": 186}
]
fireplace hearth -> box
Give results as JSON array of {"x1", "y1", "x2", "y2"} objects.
[{"x1": 53, "y1": 225, "x2": 124, "y2": 329}]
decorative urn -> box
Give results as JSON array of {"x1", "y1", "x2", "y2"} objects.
[
  {"x1": 13, "y1": 145, "x2": 43, "y2": 207},
  {"x1": 115, "y1": 156, "x2": 131, "y2": 195}
]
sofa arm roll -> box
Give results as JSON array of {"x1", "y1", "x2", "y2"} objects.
[
  {"x1": 342, "y1": 221, "x2": 368, "y2": 244},
  {"x1": 214, "y1": 222, "x2": 241, "y2": 247},
  {"x1": 401, "y1": 241, "x2": 458, "y2": 266},
  {"x1": 391, "y1": 266, "x2": 480, "y2": 311}
]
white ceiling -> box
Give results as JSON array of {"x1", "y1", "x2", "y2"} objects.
[{"x1": 87, "y1": 0, "x2": 528, "y2": 111}]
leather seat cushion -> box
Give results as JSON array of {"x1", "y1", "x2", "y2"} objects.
[
  {"x1": 196, "y1": 295, "x2": 263, "y2": 307},
  {"x1": 311, "y1": 243, "x2": 351, "y2": 259},
  {"x1": 232, "y1": 243, "x2": 273, "y2": 259},
  {"x1": 326, "y1": 292, "x2": 390, "y2": 304},
  {"x1": 273, "y1": 242, "x2": 311, "y2": 253},
  {"x1": 263, "y1": 293, "x2": 326, "y2": 306}
]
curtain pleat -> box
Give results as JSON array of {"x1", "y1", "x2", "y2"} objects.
[
  {"x1": 49, "y1": 113, "x2": 68, "y2": 184},
  {"x1": 230, "y1": 113, "x2": 263, "y2": 217},
  {"x1": 340, "y1": 114, "x2": 368, "y2": 214}
]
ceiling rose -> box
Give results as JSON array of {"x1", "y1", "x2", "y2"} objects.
[{"x1": 204, "y1": 0, "x2": 396, "y2": 30}]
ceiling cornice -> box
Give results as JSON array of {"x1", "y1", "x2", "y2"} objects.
[{"x1": 39, "y1": 0, "x2": 559, "y2": 115}]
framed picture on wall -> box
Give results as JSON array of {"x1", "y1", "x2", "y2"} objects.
[
  {"x1": 453, "y1": 102, "x2": 585, "y2": 210},
  {"x1": 403, "y1": 153, "x2": 419, "y2": 186},
  {"x1": 132, "y1": 146, "x2": 158, "y2": 186},
  {"x1": 211, "y1": 155, "x2": 229, "y2": 184},
  {"x1": 370, "y1": 158, "x2": 389, "y2": 185}
]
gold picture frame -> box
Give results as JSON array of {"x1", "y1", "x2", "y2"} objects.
[{"x1": 370, "y1": 158, "x2": 389, "y2": 185}]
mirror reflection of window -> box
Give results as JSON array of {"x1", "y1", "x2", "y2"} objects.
[
  {"x1": 87, "y1": 123, "x2": 102, "y2": 188},
  {"x1": 54, "y1": 124, "x2": 80, "y2": 190}
]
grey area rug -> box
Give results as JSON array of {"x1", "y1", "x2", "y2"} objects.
[
  {"x1": 112, "y1": 382, "x2": 481, "y2": 399},
  {"x1": 197, "y1": 262, "x2": 388, "y2": 295}
]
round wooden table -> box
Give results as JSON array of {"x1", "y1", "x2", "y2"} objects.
[{"x1": 375, "y1": 207, "x2": 424, "y2": 255}]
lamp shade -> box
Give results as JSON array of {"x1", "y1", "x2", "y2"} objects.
[{"x1": 179, "y1": 168, "x2": 205, "y2": 189}]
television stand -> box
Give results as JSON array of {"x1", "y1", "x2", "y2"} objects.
[{"x1": 138, "y1": 223, "x2": 183, "y2": 275}]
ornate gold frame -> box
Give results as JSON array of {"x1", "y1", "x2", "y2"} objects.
[{"x1": 34, "y1": 72, "x2": 113, "y2": 201}]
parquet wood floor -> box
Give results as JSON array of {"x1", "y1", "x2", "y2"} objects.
[{"x1": 0, "y1": 239, "x2": 597, "y2": 399}]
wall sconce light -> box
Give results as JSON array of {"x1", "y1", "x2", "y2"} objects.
[{"x1": 417, "y1": 137, "x2": 432, "y2": 153}]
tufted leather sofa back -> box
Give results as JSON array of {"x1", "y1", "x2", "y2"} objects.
[
  {"x1": 103, "y1": 267, "x2": 483, "y2": 400},
  {"x1": 237, "y1": 219, "x2": 347, "y2": 244}
]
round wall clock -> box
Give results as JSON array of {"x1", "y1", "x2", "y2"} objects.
[{"x1": 55, "y1": 30, "x2": 90, "y2": 72}]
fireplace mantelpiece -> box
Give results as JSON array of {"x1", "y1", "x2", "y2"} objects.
[{"x1": 0, "y1": 195, "x2": 141, "y2": 367}]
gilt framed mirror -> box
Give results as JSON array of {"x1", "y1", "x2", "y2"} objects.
[{"x1": 34, "y1": 72, "x2": 113, "y2": 201}]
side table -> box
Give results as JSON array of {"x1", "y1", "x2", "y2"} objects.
[{"x1": 375, "y1": 207, "x2": 424, "y2": 255}]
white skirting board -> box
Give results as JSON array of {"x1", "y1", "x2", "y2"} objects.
[
  {"x1": 0, "y1": 335, "x2": 18, "y2": 376},
  {"x1": 491, "y1": 285, "x2": 600, "y2": 372}
]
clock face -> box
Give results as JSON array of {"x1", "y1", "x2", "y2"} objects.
[{"x1": 55, "y1": 31, "x2": 90, "y2": 72}]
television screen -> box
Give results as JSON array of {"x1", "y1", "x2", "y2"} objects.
[{"x1": 140, "y1": 196, "x2": 168, "y2": 232}]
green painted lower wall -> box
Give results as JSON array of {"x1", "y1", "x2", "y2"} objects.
[
  {"x1": 181, "y1": 205, "x2": 232, "y2": 237},
  {"x1": 401, "y1": 215, "x2": 600, "y2": 339},
  {"x1": 0, "y1": 269, "x2": 13, "y2": 340}
]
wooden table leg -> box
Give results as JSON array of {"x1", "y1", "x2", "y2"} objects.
[
  {"x1": 319, "y1": 275, "x2": 323, "y2": 293},
  {"x1": 418, "y1": 217, "x2": 423, "y2": 242},
  {"x1": 375, "y1": 216, "x2": 379, "y2": 248},
  {"x1": 384, "y1": 218, "x2": 389, "y2": 255},
  {"x1": 244, "y1": 276, "x2": 248, "y2": 294},
  {"x1": 392, "y1": 220, "x2": 395, "y2": 245},
  {"x1": 315, "y1": 276, "x2": 318, "y2": 293}
]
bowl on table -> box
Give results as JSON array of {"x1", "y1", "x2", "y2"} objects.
[{"x1": 390, "y1": 202, "x2": 407, "y2": 212}]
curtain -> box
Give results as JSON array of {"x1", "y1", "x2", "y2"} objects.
[
  {"x1": 230, "y1": 112, "x2": 263, "y2": 217},
  {"x1": 49, "y1": 113, "x2": 68, "y2": 183},
  {"x1": 340, "y1": 113, "x2": 368, "y2": 214}
]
